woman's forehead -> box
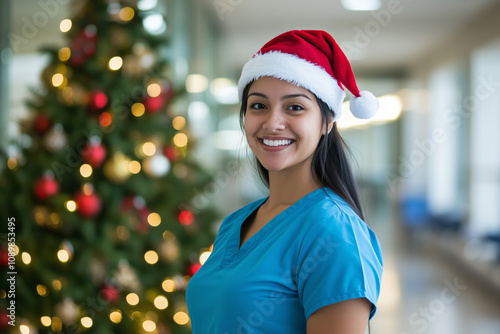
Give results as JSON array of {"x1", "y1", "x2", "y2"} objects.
[{"x1": 249, "y1": 77, "x2": 314, "y2": 98}]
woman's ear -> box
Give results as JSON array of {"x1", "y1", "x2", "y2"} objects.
[{"x1": 322, "y1": 115, "x2": 335, "y2": 135}]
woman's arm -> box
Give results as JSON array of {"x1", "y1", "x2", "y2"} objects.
[{"x1": 307, "y1": 298, "x2": 372, "y2": 334}]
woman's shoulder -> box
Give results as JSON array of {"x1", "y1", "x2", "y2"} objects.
[
  {"x1": 311, "y1": 188, "x2": 361, "y2": 220},
  {"x1": 301, "y1": 187, "x2": 372, "y2": 236}
]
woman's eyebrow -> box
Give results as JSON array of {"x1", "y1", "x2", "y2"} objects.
[
  {"x1": 282, "y1": 94, "x2": 311, "y2": 101},
  {"x1": 248, "y1": 92, "x2": 267, "y2": 99},
  {"x1": 248, "y1": 92, "x2": 311, "y2": 101}
]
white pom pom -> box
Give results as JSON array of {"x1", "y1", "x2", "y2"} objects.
[{"x1": 350, "y1": 90, "x2": 379, "y2": 119}]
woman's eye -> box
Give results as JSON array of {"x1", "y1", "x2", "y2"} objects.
[
  {"x1": 250, "y1": 103, "x2": 266, "y2": 110},
  {"x1": 287, "y1": 105, "x2": 304, "y2": 111}
]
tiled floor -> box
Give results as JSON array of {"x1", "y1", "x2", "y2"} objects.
[{"x1": 367, "y1": 197, "x2": 500, "y2": 334}]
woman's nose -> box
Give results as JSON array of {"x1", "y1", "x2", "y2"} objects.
[{"x1": 263, "y1": 109, "x2": 286, "y2": 132}]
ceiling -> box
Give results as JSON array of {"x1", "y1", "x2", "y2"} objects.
[
  {"x1": 210, "y1": 0, "x2": 498, "y2": 76},
  {"x1": 9, "y1": 0, "x2": 499, "y2": 78}
]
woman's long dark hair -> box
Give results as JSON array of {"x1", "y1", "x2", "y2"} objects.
[{"x1": 239, "y1": 81, "x2": 365, "y2": 220}]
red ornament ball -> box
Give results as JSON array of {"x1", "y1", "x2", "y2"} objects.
[
  {"x1": 100, "y1": 284, "x2": 119, "y2": 303},
  {"x1": 34, "y1": 175, "x2": 59, "y2": 200},
  {"x1": 186, "y1": 262, "x2": 202, "y2": 276},
  {"x1": 81, "y1": 142, "x2": 107, "y2": 167},
  {"x1": 163, "y1": 146, "x2": 178, "y2": 162},
  {"x1": 33, "y1": 114, "x2": 52, "y2": 135},
  {"x1": 70, "y1": 27, "x2": 98, "y2": 67},
  {"x1": 0, "y1": 310, "x2": 9, "y2": 330},
  {"x1": 88, "y1": 90, "x2": 108, "y2": 112},
  {"x1": 179, "y1": 210, "x2": 194, "y2": 225},
  {"x1": 143, "y1": 95, "x2": 164, "y2": 113},
  {"x1": 0, "y1": 249, "x2": 9, "y2": 267},
  {"x1": 75, "y1": 190, "x2": 102, "y2": 218}
]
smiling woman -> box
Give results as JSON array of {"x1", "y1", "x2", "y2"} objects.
[{"x1": 186, "y1": 30, "x2": 383, "y2": 334}]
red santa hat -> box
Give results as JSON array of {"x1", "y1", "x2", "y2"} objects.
[{"x1": 238, "y1": 30, "x2": 379, "y2": 121}]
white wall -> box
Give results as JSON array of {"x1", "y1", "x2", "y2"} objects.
[{"x1": 468, "y1": 39, "x2": 500, "y2": 236}]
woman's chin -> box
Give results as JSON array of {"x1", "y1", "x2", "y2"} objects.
[{"x1": 259, "y1": 161, "x2": 288, "y2": 172}]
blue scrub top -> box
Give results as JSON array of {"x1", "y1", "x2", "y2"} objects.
[{"x1": 186, "y1": 187, "x2": 383, "y2": 333}]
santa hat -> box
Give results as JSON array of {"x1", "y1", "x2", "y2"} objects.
[{"x1": 238, "y1": 30, "x2": 379, "y2": 121}]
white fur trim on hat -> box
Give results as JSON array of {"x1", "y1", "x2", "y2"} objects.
[{"x1": 238, "y1": 51, "x2": 346, "y2": 120}]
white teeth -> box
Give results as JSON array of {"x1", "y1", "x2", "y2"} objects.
[{"x1": 263, "y1": 139, "x2": 292, "y2": 147}]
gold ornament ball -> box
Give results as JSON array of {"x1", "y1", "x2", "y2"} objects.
[{"x1": 103, "y1": 152, "x2": 131, "y2": 183}]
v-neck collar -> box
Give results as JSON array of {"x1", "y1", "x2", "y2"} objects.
[{"x1": 219, "y1": 187, "x2": 327, "y2": 268}]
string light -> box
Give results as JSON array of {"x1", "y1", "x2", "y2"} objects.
[
  {"x1": 52, "y1": 73, "x2": 64, "y2": 87},
  {"x1": 144, "y1": 250, "x2": 159, "y2": 264},
  {"x1": 52, "y1": 279, "x2": 62, "y2": 291},
  {"x1": 129, "y1": 160, "x2": 141, "y2": 174},
  {"x1": 81, "y1": 317, "x2": 93, "y2": 328},
  {"x1": 65, "y1": 200, "x2": 77, "y2": 212},
  {"x1": 57, "y1": 249, "x2": 70, "y2": 263},
  {"x1": 162, "y1": 278, "x2": 175, "y2": 292},
  {"x1": 147, "y1": 212, "x2": 161, "y2": 227},
  {"x1": 19, "y1": 325, "x2": 30, "y2": 334},
  {"x1": 173, "y1": 311, "x2": 189, "y2": 325},
  {"x1": 143, "y1": 320, "x2": 156, "y2": 332},
  {"x1": 60, "y1": 19, "x2": 72, "y2": 32},
  {"x1": 109, "y1": 310, "x2": 122, "y2": 323},
  {"x1": 58, "y1": 47, "x2": 71, "y2": 62},
  {"x1": 173, "y1": 133, "x2": 188, "y2": 148},
  {"x1": 154, "y1": 295, "x2": 169, "y2": 309},
  {"x1": 22, "y1": 252, "x2": 32, "y2": 265},
  {"x1": 108, "y1": 56, "x2": 123, "y2": 71},
  {"x1": 142, "y1": 142, "x2": 156, "y2": 156},
  {"x1": 119, "y1": 7, "x2": 135, "y2": 21},
  {"x1": 147, "y1": 83, "x2": 161, "y2": 97},
  {"x1": 199, "y1": 251, "x2": 211, "y2": 265},
  {"x1": 172, "y1": 116, "x2": 186, "y2": 130},
  {"x1": 126, "y1": 293, "x2": 139, "y2": 305},
  {"x1": 80, "y1": 164, "x2": 93, "y2": 178},
  {"x1": 37, "y1": 284, "x2": 48, "y2": 296},
  {"x1": 131, "y1": 102, "x2": 145, "y2": 117},
  {"x1": 41, "y1": 316, "x2": 52, "y2": 327}
]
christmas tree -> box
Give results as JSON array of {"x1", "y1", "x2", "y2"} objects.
[{"x1": 0, "y1": 0, "x2": 218, "y2": 333}]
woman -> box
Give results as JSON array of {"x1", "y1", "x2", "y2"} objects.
[{"x1": 186, "y1": 30, "x2": 383, "y2": 334}]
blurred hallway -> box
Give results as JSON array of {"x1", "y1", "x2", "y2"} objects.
[{"x1": 367, "y1": 193, "x2": 500, "y2": 334}]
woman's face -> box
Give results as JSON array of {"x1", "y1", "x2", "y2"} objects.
[{"x1": 244, "y1": 76, "x2": 331, "y2": 173}]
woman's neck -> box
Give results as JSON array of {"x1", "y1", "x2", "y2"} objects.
[{"x1": 264, "y1": 158, "x2": 321, "y2": 211}]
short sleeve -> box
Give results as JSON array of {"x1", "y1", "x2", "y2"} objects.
[{"x1": 296, "y1": 211, "x2": 383, "y2": 320}]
